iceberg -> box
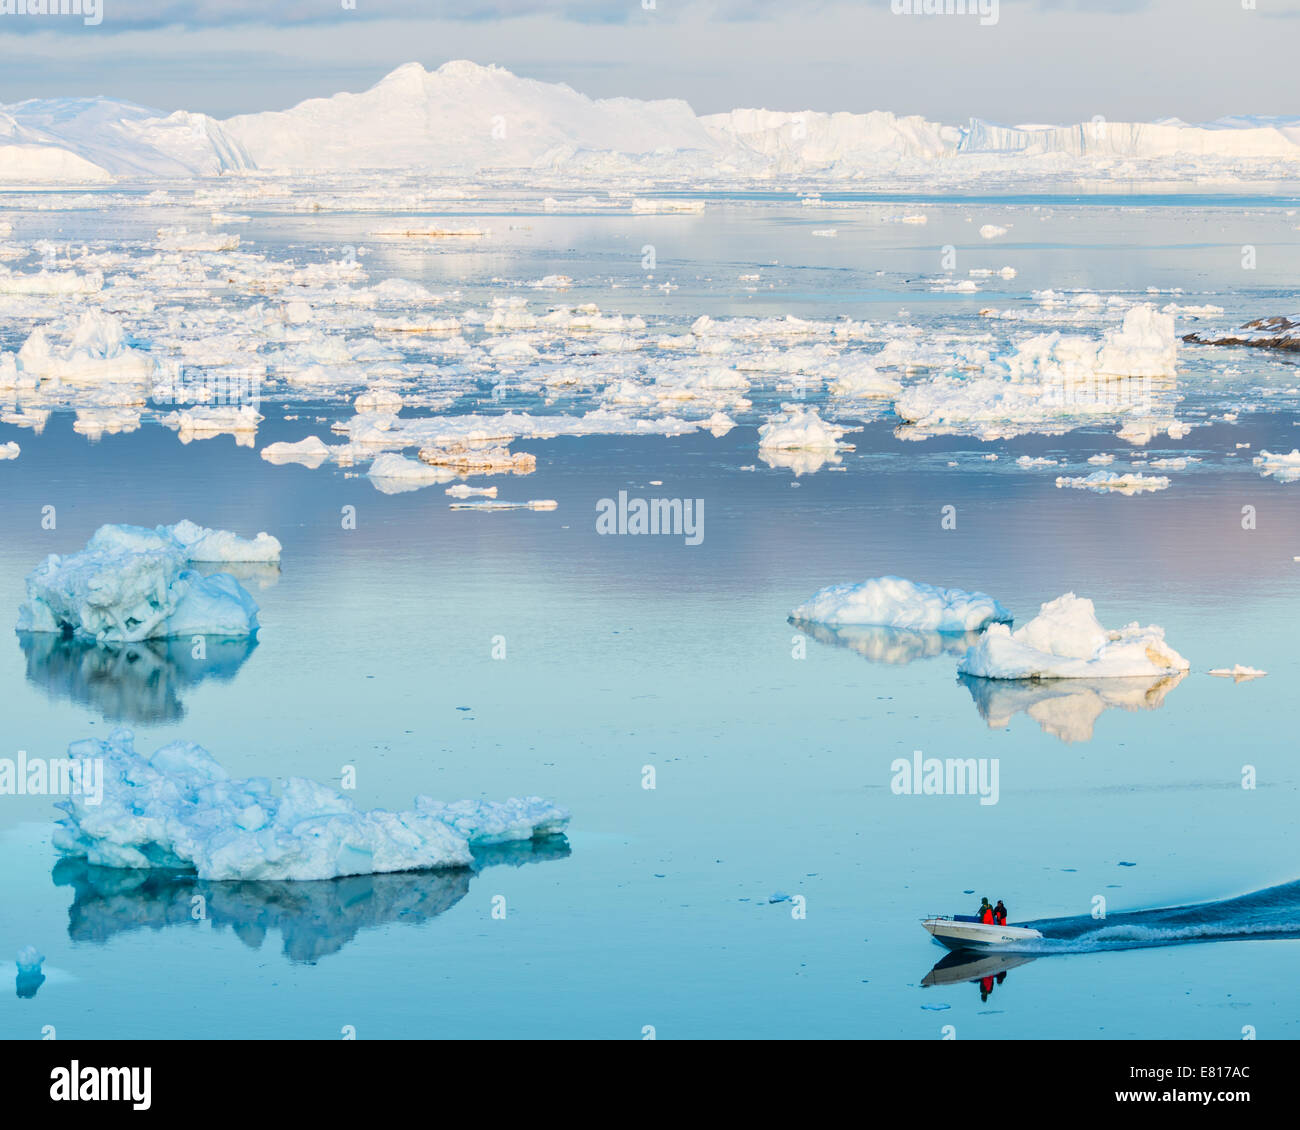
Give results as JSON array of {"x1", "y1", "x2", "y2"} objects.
[
  {"x1": 758, "y1": 405, "x2": 847, "y2": 452},
  {"x1": 17, "y1": 522, "x2": 274, "y2": 643},
  {"x1": 790, "y1": 576, "x2": 1012, "y2": 633},
  {"x1": 14, "y1": 945, "x2": 45, "y2": 999},
  {"x1": 958, "y1": 594, "x2": 1190, "y2": 680},
  {"x1": 9, "y1": 310, "x2": 153, "y2": 384},
  {"x1": 1253, "y1": 449, "x2": 1300, "y2": 483},
  {"x1": 53, "y1": 729, "x2": 570, "y2": 882}
]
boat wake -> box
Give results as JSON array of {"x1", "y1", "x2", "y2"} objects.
[{"x1": 1012, "y1": 879, "x2": 1300, "y2": 954}]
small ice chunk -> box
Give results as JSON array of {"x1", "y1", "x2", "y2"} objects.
[{"x1": 1208, "y1": 665, "x2": 1267, "y2": 680}]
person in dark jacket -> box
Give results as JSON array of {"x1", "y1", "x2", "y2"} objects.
[
  {"x1": 979, "y1": 897, "x2": 994, "y2": 925},
  {"x1": 994, "y1": 900, "x2": 1008, "y2": 926}
]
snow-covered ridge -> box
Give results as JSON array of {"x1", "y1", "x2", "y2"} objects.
[{"x1": 4, "y1": 61, "x2": 1300, "y2": 182}]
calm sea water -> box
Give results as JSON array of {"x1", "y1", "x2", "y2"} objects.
[{"x1": 1, "y1": 193, "x2": 1297, "y2": 1039}]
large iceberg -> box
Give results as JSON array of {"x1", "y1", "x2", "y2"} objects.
[
  {"x1": 958, "y1": 594, "x2": 1190, "y2": 680},
  {"x1": 790, "y1": 576, "x2": 1012, "y2": 633},
  {"x1": 53, "y1": 729, "x2": 570, "y2": 882},
  {"x1": 16, "y1": 522, "x2": 276, "y2": 643}
]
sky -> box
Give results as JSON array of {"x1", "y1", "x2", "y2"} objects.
[{"x1": 0, "y1": 0, "x2": 1296, "y2": 125}]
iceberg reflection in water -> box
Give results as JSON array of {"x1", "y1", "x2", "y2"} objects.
[
  {"x1": 792, "y1": 621, "x2": 983, "y2": 667},
  {"x1": 958, "y1": 670, "x2": 1187, "y2": 744},
  {"x1": 53, "y1": 837, "x2": 570, "y2": 964},
  {"x1": 16, "y1": 632, "x2": 259, "y2": 724}
]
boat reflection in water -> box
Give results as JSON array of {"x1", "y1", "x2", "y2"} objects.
[
  {"x1": 922, "y1": 950, "x2": 1035, "y2": 1003},
  {"x1": 16, "y1": 631, "x2": 260, "y2": 725},
  {"x1": 958, "y1": 670, "x2": 1187, "y2": 744},
  {"x1": 53, "y1": 836, "x2": 571, "y2": 964}
]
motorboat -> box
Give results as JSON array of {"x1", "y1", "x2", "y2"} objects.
[{"x1": 922, "y1": 914, "x2": 1044, "y2": 951}]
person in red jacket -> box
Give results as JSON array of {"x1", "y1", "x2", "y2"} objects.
[{"x1": 994, "y1": 900, "x2": 1008, "y2": 926}]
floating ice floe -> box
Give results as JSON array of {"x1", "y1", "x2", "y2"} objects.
[
  {"x1": 790, "y1": 576, "x2": 1012, "y2": 633},
  {"x1": 261, "y1": 436, "x2": 332, "y2": 467},
  {"x1": 1208, "y1": 665, "x2": 1267, "y2": 680},
  {"x1": 156, "y1": 227, "x2": 240, "y2": 252},
  {"x1": 160, "y1": 405, "x2": 262, "y2": 445},
  {"x1": 0, "y1": 268, "x2": 103, "y2": 295},
  {"x1": 6, "y1": 310, "x2": 153, "y2": 384},
  {"x1": 449, "y1": 499, "x2": 557, "y2": 511},
  {"x1": 418, "y1": 444, "x2": 536, "y2": 475},
  {"x1": 17, "y1": 522, "x2": 272, "y2": 642},
  {"x1": 1055, "y1": 471, "x2": 1170, "y2": 494},
  {"x1": 979, "y1": 224, "x2": 1008, "y2": 239},
  {"x1": 366, "y1": 452, "x2": 455, "y2": 492},
  {"x1": 0, "y1": 440, "x2": 18, "y2": 460},
  {"x1": 958, "y1": 594, "x2": 1190, "y2": 680},
  {"x1": 166, "y1": 519, "x2": 281, "y2": 563},
  {"x1": 372, "y1": 224, "x2": 488, "y2": 238},
  {"x1": 52, "y1": 728, "x2": 570, "y2": 881},
  {"x1": 895, "y1": 305, "x2": 1177, "y2": 440},
  {"x1": 758, "y1": 404, "x2": 847, "y2": 452},
  {"x1": 1253, "y1": 449, "x2": 1300, "y2": 482},
  {"x1": 446, "y1": 483, "x2": 497, "y2": 498}
]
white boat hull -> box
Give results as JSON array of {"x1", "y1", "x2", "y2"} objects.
[{"x1": 923, "y1": 917, "x2": 1043, "y2": 951}]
